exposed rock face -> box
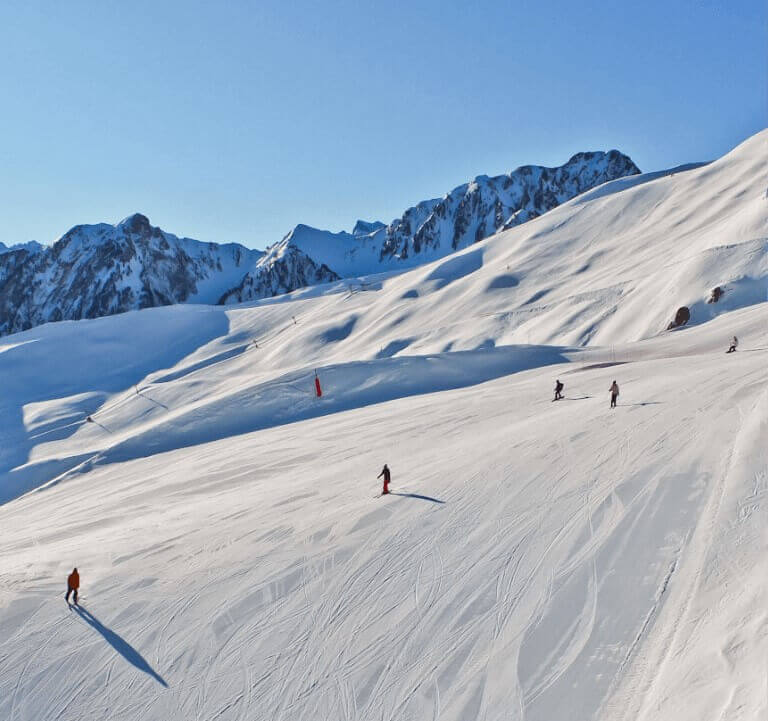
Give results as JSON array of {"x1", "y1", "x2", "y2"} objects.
[
  {"x1": 0, "y1": 240, "x2": 43, "y2": 255},
  {"x1": 0, "y1": 215, "x2": 263, "y2": 336},
  {"x1": 708, "y1": 286, "x2": 724, "y2": 303},
  {"x1": 374, "y1": 150, "x2": 640, "y2": 262},
  {"x1": 218, "y1": 245, "x2": 339, "y2": 304},
  {"x1": 667, "y1": 306, "x2": 691, "y2": 330},
  {"x1": 352, "y1": 220, "x2": 386, "y2": 236}
]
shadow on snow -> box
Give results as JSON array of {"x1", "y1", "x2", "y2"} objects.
[
  {"x1": 73, "y1": 605, "x2": 168, "y2": 687},
  {"x1": 389, "y1": 492, "x2": 445, "y2": 504},
  {"x1": 0, "y1": 308, "x2": 230, "y2": 505}
]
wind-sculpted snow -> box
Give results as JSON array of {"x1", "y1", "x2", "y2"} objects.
[
  {"x1": 0, "y1": 306, "x2": 231, "y2": 504},
  {"x1": 0, "y1": 131, "x2": 767, "y2": 721},
  {"x1": 0, "y1": 300, "x2": 767, "y2": 721}
]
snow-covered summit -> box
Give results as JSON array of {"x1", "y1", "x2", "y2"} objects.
[
  {"x1": 116, "y1": 212, "x2": 153, "y2": 234},
  {"x1": 352, "y1": 219, "x2": 386, "y2": 236},
  {"x1": 374, "y1": 149, "x2": 640, "y2": 261},
  {"x1": 0, "y1": 240, "x2": 44, "y2": 255}
]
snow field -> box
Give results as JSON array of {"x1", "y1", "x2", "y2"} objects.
[
  {"x1": 1, "y1": 302, "x2": 767, "y2": 720},
  {"x1": 0, "y1": 129, "x2": 767, "y2": 720}
]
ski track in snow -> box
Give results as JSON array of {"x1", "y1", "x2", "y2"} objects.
[
  {"x1": 2, "y1": 329, "x2": 767, "y2": 720},
  {"x1": 1, "y1": 131, "x2": 768, "y2": 720}
]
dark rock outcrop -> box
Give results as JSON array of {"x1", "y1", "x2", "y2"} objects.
[
  {"x1": 667, "y1": 306, "x2": 691, "y2": 330},
  {"x1": 218, "y1": 245, "x2": 339, "y2": 304},
  {"x1": 708, "y1": 286, "x2": 724, "y2": 303}
]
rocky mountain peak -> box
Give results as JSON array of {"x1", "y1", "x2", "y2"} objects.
[
  {"x1": 352, "y1": 220, "x2": 386, "y2": 237},
  {"x1": 117, "y1": 213, "x2": 153, "y2": 236}
]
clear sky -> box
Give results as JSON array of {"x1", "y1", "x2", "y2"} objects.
[{"x1": 0, "y1": 0, "x2": 764, "y2": 249}]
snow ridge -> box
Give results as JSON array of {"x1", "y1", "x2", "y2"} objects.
[{"x1": 0, "y1": 240, "x2": 44, "y2": 255}]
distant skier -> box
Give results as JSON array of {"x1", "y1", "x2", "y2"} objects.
[
  {"x1": 377, "y1": 464, "x2": 391, "y2": 495},
  {"x1": 554, "y1": 379, "x2": 564, "y2": 401},
  {"x1": 65, "y1": 568, "x2": 80, "y2": 605},
  {"x1": 726, "y1": 336, "x2": 738, "y2": 353},
  {"x1": 609, "y1": 380, "x2": 620, "y2": 409}
]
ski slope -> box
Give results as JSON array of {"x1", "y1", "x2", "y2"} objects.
[{"x1": 0, "y1": 130, "x2": 767, "y2": 720}]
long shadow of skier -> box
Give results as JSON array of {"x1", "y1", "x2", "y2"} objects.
[
  {"x1": 389, "y1": 492, "x2": 445, "y2": 504},
  {"x1": 73, "y1": 605, "x2": 168, "y2": 687}
]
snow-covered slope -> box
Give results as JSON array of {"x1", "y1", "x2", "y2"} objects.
[
  {"x1": 0, "y1": 302, "x2": 766, "y2": 721},
  {"x1": 232, "y1": 130, "x2": 766, "y2": 352},
  {"x1": 0, "y1": 130, "x2": 766, "y2": 721}
]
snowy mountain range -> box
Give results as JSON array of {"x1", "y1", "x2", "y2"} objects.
[
  {"x1": 0, "y1": 150, "x2": 639, "y2": 335},
  {"x1": 0, "y1": 214, "x2": 264, "y2": 336},
  {"x1": 226, "y1": 150, "x2": 640, "y2": 301}
]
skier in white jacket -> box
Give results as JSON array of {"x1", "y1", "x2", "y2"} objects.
[{"x1": 609, "y1": 380, "x2": 619, "y2": 409}]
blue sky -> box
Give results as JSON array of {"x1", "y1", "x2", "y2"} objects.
[{"x1": 0, "y1": 0, "x2": 764, "y2": 249}]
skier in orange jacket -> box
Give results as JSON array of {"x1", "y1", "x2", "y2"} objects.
[{"x1": 66, "y1": 568, "x2": 80, "y2": 605}]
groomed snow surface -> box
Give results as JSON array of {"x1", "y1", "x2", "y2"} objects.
[{"x1": 1, "y1": 130, "x2": 767, "y2": 720}]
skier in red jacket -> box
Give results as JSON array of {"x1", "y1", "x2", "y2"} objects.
[
  {"x1": 66, "y1": 568, "x2": 80, "y2": 605},
  {"x1": 377, "y1": 464, "x2": 391, "y2": 495}
]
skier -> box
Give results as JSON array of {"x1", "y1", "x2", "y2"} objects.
[
  {"x1": 726, "y1": 336, "x2": 738, "y2": 353},
  {"x1": 609, "y1": 380, "x2": 619, "y2": 409},
  {"x1": 65, "y1": 568, "x2": 80, "y2": 605},
  {"x1": 554, "y1": 379, "x2": 564, "y2": 401},
  {"x1": 377, "y1": 464, "x2": 391, "y2": 495}
]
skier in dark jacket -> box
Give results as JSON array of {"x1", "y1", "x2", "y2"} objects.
[
  {"x1": 609, "y1": 380, "x2": 619, "y2": 409},
  {"x1": 554, "y1": 380, "x2": 564, "y2": 401},
  {"x1": 65, "y1": 568, "x2": 80, "y2": 605},
  {"x1": 377, "y1": 464, "x2": 391, "y2": 495}
]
